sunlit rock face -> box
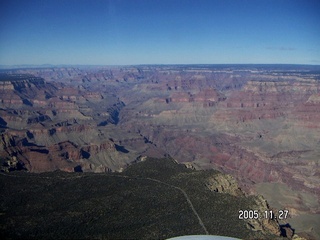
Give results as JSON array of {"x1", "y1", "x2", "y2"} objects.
[{"x1": 0, "y1": 73, "x2": 156, "y2": 173}]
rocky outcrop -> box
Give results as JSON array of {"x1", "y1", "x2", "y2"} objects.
[
  {"x1": 165, "y1": 88, "x2": 225, "y2": 106},
  {"x1": 293, "y1": 101, "x2": 320, "y2": 128},
  {"x1": 80, "y1": 141, "x2": 116, "y2": 156},
  {"x1": 245, "y1": 195, "x2": 281, "y2": 236},
  {"x1": 0, "y1": 75, "x2": 57, "y2": 108},
  {"x1": 0, "y1": 74, "x2": 133, "y2": 173},
  {"x1": 215, "y1": 79, "x2": 320, "y2": 123},
  {"x1": 206, "y1": 173, "x2": 244, "y2": 196},
  {"x1": 0, "y1": 156, "x2": 26, "y2": 172},
  {"x1": 0, "y1": 132, "x2": 119, "y2": 173}
]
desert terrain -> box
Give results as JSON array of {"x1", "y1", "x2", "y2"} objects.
[{"x1": 1, "y1": 64, "x2": 319, "y2": 239}]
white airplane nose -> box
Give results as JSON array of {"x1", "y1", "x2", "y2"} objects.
[{"x1": 167, "y1": 235, "x2": 241, "y2": 240}]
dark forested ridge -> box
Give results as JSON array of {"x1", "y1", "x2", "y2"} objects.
[{"x1": 0, "y1": 158, "x2": 286, "y2": 240}]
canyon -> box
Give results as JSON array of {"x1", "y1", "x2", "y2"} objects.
[{"x1": 0, "y1": 65, "x2": 319, "y2": 239}]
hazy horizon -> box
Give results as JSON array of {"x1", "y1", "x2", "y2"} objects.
[
  {"x1": 1, "y1": 63, "x2": 320, "y2": 69},
  {"x1": 1, "y1": 0, "x2": 319, "y2": 66}
]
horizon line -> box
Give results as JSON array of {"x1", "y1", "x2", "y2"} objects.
[{"x1": 1, "y1": 63, "x2": 320, "y2": 69}]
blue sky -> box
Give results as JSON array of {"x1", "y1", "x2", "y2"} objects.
[{"x1": 0, "y1": 0, "x2": 319, "y2": 65}]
